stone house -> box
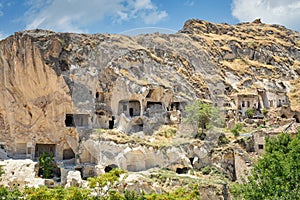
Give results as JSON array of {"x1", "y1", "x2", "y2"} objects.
[
  {"x1": 252, "y1": 131, "x2": 266, "y2": 155},
  {"x1": 118, "y1": 100, "x2": 141, "y2": 117},
  {"x1": 234, "y1": 93, "x2": 259, "y2": 117}
]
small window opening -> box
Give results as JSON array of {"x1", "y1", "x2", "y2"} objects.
[
  {"x1": 109, "y1": 116, "x2": 115, "y2": 129},
  {"x1": 242, "y1": 101, "x2": 245, "y2": 107},
  {"x1": 258, "y1": 144, "x2": 264, "y2": 150},
  {"x1": 65, "y1": 114, "x2": 74, "y2": 127}
]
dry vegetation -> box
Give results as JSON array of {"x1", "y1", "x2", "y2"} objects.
[
  {"x1": 90, "y1": 125, "x2": 189, "y2": 148},
  {"x1": 288, "y1": 79, "x2": 300, "y2": 111}
]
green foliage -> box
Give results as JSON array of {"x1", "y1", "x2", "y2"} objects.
[
  {"x1": 0, "y1": 165, "x2": 4, "y2": 177},
  {"x1": 245, "y1": 108, "x2": 255, "y2": 118},
  {"x1": 123, "y1": 189, "x2": 144, "y2": 200},
  {"x1": 24, "y1": 186, "x2": 53, "y2": 199},
  {"x1": 231, "y1": 123, "x2": 243, "y2": 137},
  {"x1": 157, "y1": 127, "x2": 177, "y2": 138},
  {"x1": 88, "y1": 168, "x2": 126, "y2": 197},
  {"x1": 0, "y1": 184, "x2": 202, "y2": 200},
  {"x1": 38, "y1": 152, "x2": 54, "y2": 179},
  {"x1": 24, "y1": 186, "x2": 93, "y2": 200},
  {"x1": 0, "y1": 186, "x2": 22, "y2": 200},
  {"x1": 106, "y1": 189, "x2": 124, "y2": 200},
  {"x1": 201, "y1": 166, "x2": 212, "y2": 175},
  {"x1": 185, "y1": 101, "x2": 224, "y2": 134},
  {"x1": 102, "y1": 188, "x2": 201, "y2": 200},
  {"x1": 262, "y1": 108, "x2": 268, "y2": 116},
  {"x1": 218, "y1": 134, "x2": 229, "y2": 145},
  {"x1": 234, "y1": 132, "x2": 300, "y2": 199},
  {"x1": 238, "y1": 138, "x2": 246, "y2": 148},
  {"x1": 88, "y1": 168, "x2": 126, "y2": 189}
]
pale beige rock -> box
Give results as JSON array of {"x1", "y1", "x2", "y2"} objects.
[
  {"x1": 0, "y1": 159, "x2": 45, "y2": 188},
  {"x1": 65, "y1": 170, "x2": 83, "y2": 188}
]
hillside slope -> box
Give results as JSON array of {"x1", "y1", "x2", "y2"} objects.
[{"x1": 0, "y1": 19, "x2": 299, "y2": 198}]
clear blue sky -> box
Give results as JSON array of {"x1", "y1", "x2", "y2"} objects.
[{"x1": 0, "y1": 0, "x2": 299, "y2": 39}]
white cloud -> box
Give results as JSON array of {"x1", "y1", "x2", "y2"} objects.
[
  {"x1": 184, "y1": 1, "x2": 194, "y2": 7},
  {"x1": 25, "y1": 0, "x2": 168, "y2": 33},
  {"x1": 142, "y1": 10, "x2": 168, "y2": 25},
  {"x1": 232, "y1": 0, "x2": 300, "y2": 31},
  {"x1": 133, "y1": 0, "x2": 154, "y2": 10}
]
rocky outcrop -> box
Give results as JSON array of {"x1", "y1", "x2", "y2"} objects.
[
  {"x1": 0, "y1": 19, "x2": 299, "y2": 195},
  {"x1": 0, "y1": 159, "x2": 45, "y2": 188},
  {"x1": 82, "y1": 139, "x2": 193, "y2": 172}
]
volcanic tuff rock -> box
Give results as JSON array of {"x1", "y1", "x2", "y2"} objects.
[{"x1": 0, "y1": 19, "x2": 299, "y2": 194}]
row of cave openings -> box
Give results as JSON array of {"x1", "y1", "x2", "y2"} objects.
[
  {"x1": 118, "y1": 100, "x2": 184, "y2": 117},
  {"x1": 15, "y1": 143, "x2": 75, "y2": 161},
  {"x1": 64, "y1": 100, "x2": 184, "y2": 129},
  {"x1": 14, "y1": 143, "x2": 76, "y2": 179},
  {"x1": 65, "y1": 114, "x2": 115, "y2": 129}
]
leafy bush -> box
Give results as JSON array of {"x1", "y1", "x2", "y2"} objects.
[
  {"x1": 245, "y1": 108, "x2": 255, "y2": 118},
  {"x1": 262, "y1": 108, "x2": 268, "y2": 116},
  {"x1": 201, "y1": 166, "x2": 212, "y2": 175},
  {"x1": 24, "y1": 186, "x2": 93, "y2": 199},
  {"x1": 218, "y1": 134, "x2": 229, "y2": 145},
  {"x1": 0, "y1": 186, "x2": 22, "y2": 199},
  {"x1": 157, "y1": 127, "x2": 177, "y2": 138},
  {"x1": 88, "y1": 168, "x2": 126, "y2": 189},
  {"x1": 0, "y1": 165, "x2": 4, "y2": 176},
  {"x1": 38, "y1": 152, "x2": 54, "y2": 179},
  {"x1": 0, "y1": 183, "x2": 203, "y2": 200},
  {"x1": 238, "y1": 138, "x2": 246, "y2": 148},
  {"x1": 231, "y1": 123, "x2": 243, "y2": 137}
]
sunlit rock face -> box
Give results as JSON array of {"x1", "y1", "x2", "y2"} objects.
[{"x1": 0, "y1": 19, "x2": 299, "y2": 181}]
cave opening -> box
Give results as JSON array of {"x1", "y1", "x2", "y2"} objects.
[
  {"x1": 293, "y1": 115, "x2": 300, "y2": 123},
  {"x1": 176, "y1": 167, "x2": 189, "y2": 174},
  {"x1": 109, "y1": 116, "x2": 115, "y2": 129},
  {"x1": 104, "y1": 164, "x2": 118, "y2": 173}
]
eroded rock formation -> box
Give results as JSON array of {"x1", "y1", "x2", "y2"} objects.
[{"x1": 0, "y1": 19, "x2": 299, "y2": 194}]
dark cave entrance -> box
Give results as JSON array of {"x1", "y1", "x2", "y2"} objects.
[
  {"x1": 176, "y1": 167, "x2": 189, "y2": 174},
  {"x1": 109, "y1": 116, "x2": 115, "y2": 129},
  {"x1": 104, "y1": 164, "x2": 118, "y2": 173}
]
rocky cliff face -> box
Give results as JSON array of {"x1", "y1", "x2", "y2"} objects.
[{"x1": 0, "y1": 19, "x2": 299, "y2": 196}]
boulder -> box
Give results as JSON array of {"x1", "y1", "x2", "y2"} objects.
[
  {"x1": 65, "y1": 170, "x2": 82, "y2": 188},
  {"x1": 0, "y1": 159, "x2": 45, "y2": 188}
]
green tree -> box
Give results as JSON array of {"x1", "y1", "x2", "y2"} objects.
[
  {"x1": 245, "y1": 108, "x2": 255, "y2": 118},
  {"x1": 233, "y1": 132, "x2": 300, "y2": 199},
  {"x1": 38, "y1": 152, "x2": 54, "y2": 179},
  {"x1": 88, "y1": 168, "x2": 126, "y2": 197},
  {"x1": 185, "y1": 100, "x2": 223, "y2": 135}
]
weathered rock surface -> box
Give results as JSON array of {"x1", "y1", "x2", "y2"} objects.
[
  {"x1": 0, "y1": 159, "x2": 45, "y2": 188},
  {"x1": 0, "y1": 19, "x2": 299, "y2": 196}
]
